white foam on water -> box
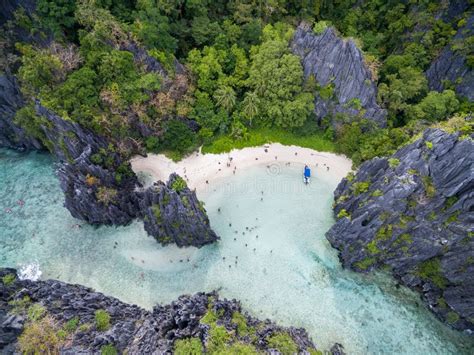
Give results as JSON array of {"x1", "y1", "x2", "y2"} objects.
[{"x1": 18, "y1": 261, "x2": 42, "y2": 281}]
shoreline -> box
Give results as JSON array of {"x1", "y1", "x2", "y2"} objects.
[{"x1": 130, "y1": 143, "x2": 353, "y2": 193}]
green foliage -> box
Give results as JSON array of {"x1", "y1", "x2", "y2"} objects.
[
  {"x1": 337, "y1": 209, "x2": 350, "y2": 219},
  {"x1": 231, "y1": 312, "x2": 253, "y2": 337},
  {"x1": 202, "y1": 128, "x2": 335, "y2": 155},
  {"x1": 445, "y1": 211, "x2": 460, "y2": 226},
  {"x1": 371, "y1": 189, "x2": 383, "y2": 197},
  {"x1": 131, "y1": 2, "x2": 177, "y2": 53},
  {"x1": 95, "y1": 309, "x2": 111, "y2": 331},
  {"x1": 8, "y1": 296, "x2": 32, "y2": 315},
  {"x1": 214, "y1": 85, "x2": 236, "y2": 112},
  {"x1": 378, "y1": 66, "x2": 428, "y2": 123},
  {"x1": 225, "y1": 342, "x2": 259, "y2": 354},
  {"x1": 96, "y1": 186, "x2": 118, "y2": 206},
  {"x1": 416, "y1": 258, "x2": 448, "y2": 289},
  {"x1": 37, "y1": 0, "x2": 77, "y2": 38},
  {"x1": 16, "y1": 44, "x2": 63, "y2": 96},
  {"x1": 247, "y1": 24, "x2": 313, "y2": 128},
  {"x1": 407, "y1": 90, "x2": 459, "y2": 122},
  {"x1": 18, "y1": 315, "x2": 63, "y2": 354},
  {"x1": 446, "y1": 312, "x2": 460, "y2": 324},
  {"x1": 101, "y1": 344, "x2": 118, "y2": 355},
  {"x1": 351, "y1": 181, "x2": 370, "y2": 195},
  {"x1": 388, "y1": 158, "x2": 400, "y2": 168},
  {"x1": 2, "y1": 273, "x2": 15, "y2": 285},
  {"x1": 174, "y1": 337, "x2": 203, "y2": 355},
  {"x1": 206, "y1": 322, "x2": 231, "y2": 353},
  {"x1": 354, "y1": 257, "x2": 376, "y2": 270},
  {"x1": 64, "y1": 316, "x2": 79, "y2": 333},
  {"x1": 366, "y1": 240, "x2": 380, "y2": 255},
  {"x1": 171, "y1": 176, "x2": 187, "y2": 192},
  {"x1": 151, "y1": 205, "x2": 162, "y2": 222},
  {"x1": 28, "y1": 303, "x2": 46, "y2": 321},
  {"x1": 160, "y1": 120, "x2": 197, "y2": 155},
  {"x1": 422, "y1": 176, "x2": 436, "y2": 198},
  {"x1": 267, "y1": 333, "x2": 298, "y2": 355},
  {"x1": 313, "y1": 21, "x2": 330, "y2": 35},
  {"x1": 45, "y1": 66, "x2": 99, "y2": 124}
]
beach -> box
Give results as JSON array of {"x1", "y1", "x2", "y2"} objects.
[{"x1": 130, "y1": 143, "x2": 353, "y2": 193}]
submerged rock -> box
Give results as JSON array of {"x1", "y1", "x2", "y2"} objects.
[
  {"x1": 291, "y1": 23, "x2": 386, "y2": 127},
  {"x1": 0, "y1": 268, "x2": 324, "y2": 354},
  {"x1": 426, "y1": 14, "x2": 474, "y2": 101},
  {"x1": 326, "y1": 127, "x2": 474, "y2": 332}
]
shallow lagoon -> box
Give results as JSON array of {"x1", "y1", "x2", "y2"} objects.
[{"x1": 1, "y1": 148, "x2": 473, "y2": 354}]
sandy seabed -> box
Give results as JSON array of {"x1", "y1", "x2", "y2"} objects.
[{"x1": 131, "y1": 143, "x2": 353, "y2": 193}]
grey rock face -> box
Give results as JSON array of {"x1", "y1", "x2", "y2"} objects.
[
  {"x1": 291, "y1": 24, "x2": 386, "y2": 126},
  {"x1": 426, "y1": 14, "x2": 474, "y2": 101},
  {"x1": 139, "y1": 173, "x2": 219, "y2": 247},
  {"x1": 0, "y1": 268, "x2": 320, "y2": 354},
  {"x1": 32, "y1": 103, "x2": 218, "y2": 247},
  {"x1": 326, "y1": 128, "x2": 474, "y2": 332},
  {"x1": 0, "y1": 71, "x2": 217, "y2": 247},
  {"x1": 33, "y1": 101, "x2": 140, "y2": 226},
  {"x1": 0, "y1": 75, "x2": 42, "y2": 151}
]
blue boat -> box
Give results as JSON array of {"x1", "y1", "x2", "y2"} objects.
[{"x1": 303, "y1": 165, "x2": 311, "y2": 184}]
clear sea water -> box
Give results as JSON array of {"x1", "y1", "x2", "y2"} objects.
[{"x1": 1, "y1": 148, "x2": 473, "y2": 354}]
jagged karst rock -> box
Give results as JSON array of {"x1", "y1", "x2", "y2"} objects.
[
  {"x1": 139, "y1": 173, "x2": 219, "y2": 247},
  {"x1": 0, "y1": 268, "x2": 323, "y2": 354},
  {"x1": 0, "y1": 74, "x2": 42, "y2": 150},
  {"x1": 0, "y1": 69, "x2": 215, "y2": 247},
  {"x1": 426, "y1": 14, "x2": 474, "y2": 101},
  {"x1": 291, "y1": 23, "x2": 386, "y2": 127},
  {"x1": 31, "y1": 103, "x2": 218, "y2": 247},
  {"x1": 326, "y1": 128, "x2": 474, "y2": 332},
  {"x1": 33, "y1": 102, "x2": 140, "y2": 226}
]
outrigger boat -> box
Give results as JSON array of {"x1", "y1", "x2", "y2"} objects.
[{"x1": 303, "y1": 165, "x2": 311, "y2": 184}]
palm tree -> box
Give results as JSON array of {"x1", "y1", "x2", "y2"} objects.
[
  {"x1": 242, "y1": 91, "x2": 260, "y2": 126},
  {"x1": 214, "y1": 85, "x2": 236, "y2": 112}
]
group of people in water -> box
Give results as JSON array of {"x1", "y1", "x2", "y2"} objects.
[{"x1": 4, "y1": 199, "x2": 25, "y2": 213}]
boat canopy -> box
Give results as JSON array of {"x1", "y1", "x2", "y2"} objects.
[{"x1": 304, "y1": 166, "x2": 311, "y2": 177}]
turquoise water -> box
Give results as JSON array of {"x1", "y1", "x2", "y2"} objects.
[{"x1": 1, "y1": 148, "x2": 473, "y2": 354}]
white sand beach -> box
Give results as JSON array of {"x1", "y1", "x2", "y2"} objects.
[{"x1": 131, "y1": 143, "x2": 353, "y2": 193}]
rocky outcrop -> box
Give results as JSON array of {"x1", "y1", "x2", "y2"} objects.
[
  {"x1": 291, "y1": 23, "x2": 386, "y2": 127},
  {"x1": 0, "y1": 268, "x2": 332, "y2": 354},
  {"x1": 31, "y1": 102, "x2": 218, "y2": 247},
  {"x1": 139, "y1": 173, "x2": 218, "y2": 247},
  {"x1": 0, "y1": 74, "x2": 42, "y2": 150},
  {"x1": 426, "y1": 14, "x2": 474, "y2": 101},
  {"x1": 326, "y1": 127, "x2": 474, "y2": 332}
]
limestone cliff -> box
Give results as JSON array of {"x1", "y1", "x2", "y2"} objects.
[
  {"x1": 0, "y1": 75, "x2": 42, "y2": 151},
  {"x1": 426, "y1": 13, "x2": 474, "y2": 101},
  {"x1": 0, "y1": 268, "x2": 331, "y2": 354},
  {"x1": 326, "y1": 127, "x2": 474, "y2": 332},
  {"x1": 291, "y1": 23, "x2": 386, "y2": 127},
  {"x1": 33, "y1": 102, "x2": 218, "y2": 247}
]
